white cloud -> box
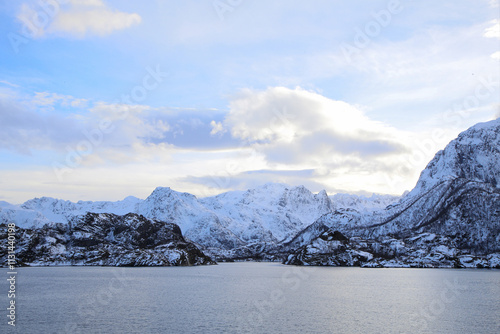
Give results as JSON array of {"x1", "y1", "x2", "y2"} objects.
[
  {"x1": 0, "y1": 80, "x2": 20, "y2": 88},
  {"x1": 226, "y1": 87, "x2": 407, "y2": 158},
  {"x1": 210, "y1": 120, "x2": 226, "y2": 136},
  {"x1": 222, "y1": 87, "x2": 418, "y2": 194},
  {"x1": 29, "y1": 92, "x2": 88, "y2": 111},
  {"x1": 0, "y1": 91, "x2": 167, "y2": 158},
  {"x1": 0, "y1": 97, "x2": 81, "y2": 153},
  {"x1": 69, "y1": 0, "x2": 106, "y2": 7},
  {"x1": 87, "y1": 102, "x2": 169, "y2": 148},
  {"x1": 484, "y1": 19, "x2": 500, "y2": 39},
  {"x1": 17, "y1": 0, "x2": 141, "y2": 38}
]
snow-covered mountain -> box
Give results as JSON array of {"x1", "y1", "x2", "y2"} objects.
[
  {"x1": 200, "y1": 183, "x2": 333, "y2": 244},
  {"x1": 1, "y1": 183, "x2": 341, "y2": 258},
  {"x1": 329, "y1": 193, "x2": 399, "y2": 213},
  {"x1": 410, "y1": 119, "x2": 499, "y2": 196},
  {"x1": 18, "y1": 196, "x2": 143, "y2": 225},
  {"x1": 136, "y1": 187, "x2": 245, "y2": 250},
  {"x1": 286, "y1": 119, "x2": 500, "y2": 268},
  {"x1": 2, "y1": 119, "x2": 498, "y2": 267},
  {"x1": 0, "y1": 201, "x2": 52, "y2": 229},
  {"x1": 0, "y1": 212, "x2": 215, "y2": 266}
]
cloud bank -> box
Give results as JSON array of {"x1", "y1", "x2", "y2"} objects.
[
  {"x1": 225, "y1": 86, "x2": 408, "y2": 164},
  {"x1": 172, "y1": 87, "x2": 418, "y2": 196},
  {"x1": 17, "y1": 0, "x2": 141, "y2": 38}
]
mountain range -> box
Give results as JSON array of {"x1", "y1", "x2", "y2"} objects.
[{"x1": 1, "y1": 119, "x2": 499, "y2": 268}]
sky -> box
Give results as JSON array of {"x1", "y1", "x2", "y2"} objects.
[{"x1": 0, "y1": 0, "x2": 499, "y2": 203}]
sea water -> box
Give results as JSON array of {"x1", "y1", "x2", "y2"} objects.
[{"x1": 1, "y1": 262, "x2": 499, "y2": 333}]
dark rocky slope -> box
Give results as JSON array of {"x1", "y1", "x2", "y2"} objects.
[{"x1": 1, "y1": 212, "x2": 215, "y2": 266}]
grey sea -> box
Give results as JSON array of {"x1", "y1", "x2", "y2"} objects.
[{"x1": 1, "y1": 262, "x2": 499, "y2": 333}]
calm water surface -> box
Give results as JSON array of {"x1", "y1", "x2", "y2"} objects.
[{"x1": 1, "y1": 263, "x2": 499, "y2": 333}]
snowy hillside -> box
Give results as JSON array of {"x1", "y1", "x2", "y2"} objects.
[
  {"x1": 200, "y1": 183, "x2": 333, "y2": 244},
  {"x1": 409, "y1": 118, "x2": 500, "y2": 197},
  {"x1": 136, "y1": 187, "x2": 245, "y2": 250},
  {"x1": 286, "y1": 119, "x2": 500, "y2": 268}
]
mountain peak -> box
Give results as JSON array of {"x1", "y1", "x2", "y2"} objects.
[
  {"x1": 317, "y1": 189, "x2": 328, "y2": 197},
  {"x1": 151, "y1": 186, "x2": 172, "y2": 193},
  {"x1": 148, "y1": 186, "x2": 198, "y2": 200},
  {"x1": 412, "y1": 118, "x2": 500, "y2": 195}
]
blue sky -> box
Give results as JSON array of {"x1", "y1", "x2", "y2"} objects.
[{"x1": 0, "y1": 0, "x2": 499, "y2": 203}]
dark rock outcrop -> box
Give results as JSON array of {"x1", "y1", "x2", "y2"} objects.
[
  {"x1": 0, "y1": 212, "x2": 216, "y2": 266},
  {"x1": 284, "y1": 229, "x2": 500, "y2": 268}
]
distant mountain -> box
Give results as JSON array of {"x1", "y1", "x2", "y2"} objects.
[
  {"x1": 329, "y1": 193, "x2": 399, "y2": 213},
  {"x1": 1, "y1": 183, "x2": 342, "y2": 259},
  {"x1": 136, "y1": 187, "x2": 245, "y2": 251},
  {"x1": 285, "y1": 119, "x2": 500, "y2": 268},
  {"x1": 200, "y1": 183, "x2": 333, "y2": 244},
  {"x1": 19, "y1": 196, "x2": 143, "y2": 225}
]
